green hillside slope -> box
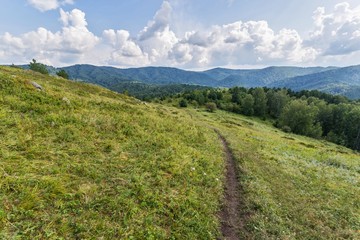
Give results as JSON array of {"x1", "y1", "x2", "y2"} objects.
[
  {"x1": 0, "y1": 67, "x2": 224, "y2": 239},
  {"x1": 188, "y1": 108, "x2": 360, "y2": 239},
  {"x1": 1, "y1": 66, "x2": 359, "y2": 239}
]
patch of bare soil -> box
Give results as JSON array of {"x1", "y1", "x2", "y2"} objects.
[{"x1": 216, "y1": 131, "x2": 246, "y2": 240}]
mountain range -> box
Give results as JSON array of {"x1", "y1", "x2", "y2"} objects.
[{"x1": 56, "y1": 64, "x2": 360, "y2": 99}]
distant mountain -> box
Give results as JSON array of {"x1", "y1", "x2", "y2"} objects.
[
  {"x1": 62, "y1": 64, "x2": 217, "y2": 87},
  {"x1": 269, "y1": 65, "x2": 360, "y2": 99},
  {"x1": 215, "y1": 66, "x2": 337, "y2": 88},
  {"x1": 203, "y1": 68, "x2": 253, "y2": 81},
  {"x1": 61, "y1": 65, "x2": 132, "y2": 87},
  {"x1": 55, "y1": 64, "x2": 360, "y2": 99},
  {"x1": 62, "y1": 64, "x2": 334, "y2": 88}
]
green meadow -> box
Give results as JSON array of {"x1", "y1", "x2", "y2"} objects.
[
  {"x1": 0, "y1": 66, "x2": 359, "y2": 239},
  {"x1": 188, "y1": 109, "x2": 360, "y2": 239},
  {"x1": 0, "y1": 66, "x2": 224, "y2": 239}
]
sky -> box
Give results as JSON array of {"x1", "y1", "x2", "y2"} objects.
[{"x1": 1, "y1": 0, "x2": 360, "y2": 69}]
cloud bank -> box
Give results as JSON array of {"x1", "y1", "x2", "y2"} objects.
[{"x1": 1, "y1": 1, "x2": 360, "y2": 68}]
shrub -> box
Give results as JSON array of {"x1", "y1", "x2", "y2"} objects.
[
  {"x1": 179, "y1": 99, "x2": 188, "y2": 108},
  {"x1": 29, "y1": 59, "x2": 49, "y2": 75},
  {"x1": 206, "y1": 102, "x2": 217, "y2": 112}
]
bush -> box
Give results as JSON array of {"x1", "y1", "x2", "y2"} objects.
[
  {"x1": 29, "y1": 59, "x2": 49, "y2": 75},
  {"x1": 206, "y1": 102, "x2": 217, "y2": 112},
  {"x1": 179, "y1": 99, "x2": 188, "y2": 108},
  {"x1": 56, "y1": 69, "x2": 69, "y2": 79}
]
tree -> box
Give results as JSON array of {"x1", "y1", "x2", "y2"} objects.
[
  {"x1": 252, "y1": 88, "x2": 267, "y2": 118},
  {"x1": 29, "y1": 59, "x2": 49, "y2": 75},
  {"x1": 241, "y1": 94, "x2": 254, "y2": 116},
  {"x1": 179, "y1": 99, "x2": 188, "y2": 108},
  {"x1": 278, "y1": 100, "x2": 322, "y2": 138},
  {"x1": 230, "y1": 87, "x2": 246, "y2": 104},
  {"x1": 56, "y1": 69, "x2": 69, "y2": 79},
  {"x1": 267, "y1": 89, "x2": 290, "y2": 118},
  {"x1": 344, "y1": 107, "x2": 360, "y2": 150}
]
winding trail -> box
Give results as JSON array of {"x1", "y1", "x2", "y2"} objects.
[{"x1": 216, "y1": 130, "x2": 244, "y2": 240}]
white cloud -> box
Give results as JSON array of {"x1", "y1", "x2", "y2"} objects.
[
  {"x1": 0, "y1": 8, "x2": 98, "y2": 65},
  {"x1": 28, "y1": 0, "x2": 74, "y2": 12},
  {"x1": 137, "y1": 1, "x2": 178, "y2": 64},
  {"x1": 3, "y1": 1, "x2": 360, "y2": 68},
  {"x1": 103, "y1": 29, "x2": 149, "y2": 66},
  {"x1": 60, "y1": 8, "x2": 87, "y2": 28},
  {"x1": 167, "y1": 20, "x2": 317, "y2": 67},
  {"x1": 309, "y1": 2, "x2": 360, "y2": 56}
]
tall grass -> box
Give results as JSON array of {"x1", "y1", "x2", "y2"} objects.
[{"x1": 0, "y1": 67, "x2": 224, "y2": 239}]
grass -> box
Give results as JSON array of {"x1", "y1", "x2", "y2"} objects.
[
  {"x1": 0, "y1": 67, "x2": 224, "y2": 239},
  {"x1": 1, "y1": 66, "x2": 359, "y2": 239},
  {"x1": 188, "y1": 108, "x2": 360, "y2": 239}
]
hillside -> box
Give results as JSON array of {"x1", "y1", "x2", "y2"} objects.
[
  {"x1": 63, "y1": 65, "x2": 332, "y2": 89},
  {"x1": 214, "y1": 66, "x2": 335, "y2": 88},
  {"x1": 1, "y1": 66, "x2": 359, "y2": 239},
  {"x1": 188, "y1": 108, "x2": 360, "y2": 239},
  {"x1": 269, "y1": 65, "x2": 360, "y2": 99},
  {"x1": 62, "y1": 64, "x2": 217, "y2": 87},
  {"x1": 0, "y1": 66, "x2": 224, "y2": 239}
]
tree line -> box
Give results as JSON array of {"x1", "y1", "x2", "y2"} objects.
[{"x1": 179, "y1": 87, "x2": 360, "y2": 151}]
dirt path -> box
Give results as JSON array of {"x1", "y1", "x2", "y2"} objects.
[{"x1": 216, "y1": 131, "x2": 244, "y2": 240}]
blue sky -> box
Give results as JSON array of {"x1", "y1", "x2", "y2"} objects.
[{"x1": 1, "y1": 0, "x2": 360, "y2": 69}]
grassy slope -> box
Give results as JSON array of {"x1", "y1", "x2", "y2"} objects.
[
  {"x1": 187, "y1": 108, "x2": 360, "y2": 239},
  {"x1": 1, "y1": 66, "x2": 359, "y2": 239},
  {"x1": 0, "y1": 67, "x2": 224, "y2": 239}
]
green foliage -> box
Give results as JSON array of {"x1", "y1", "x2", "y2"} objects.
[
  {"x1": 267, "y1": 89, "x2": 290, "y2": 118},
  {"x1": 56, "y1": 69, "x2": 69, "y2": 79},
  {"x1": 241, "y1": 94, "x2": 255, "y2": 116},
  {"x1": 252, "y1": 88, "x2": 267, "y2": 118},
  {"x1": 174, "y1": 86, "x2": 359, "y2": 151},
  {"x1": 206, "y1": 102, "x2": 217, "y2": 112},
  {"x1": 278, "y1": 100, "x2": 322, "y2": 138},
  {"x1": 109, "y1": 82, "x2": 209, "y2": 101},
  {"x1": 179, "y1": 99, "x2": 188, "y2": 107},
  {"x1": 29, "y1": 59, "x2": 49, "y2": 75}
]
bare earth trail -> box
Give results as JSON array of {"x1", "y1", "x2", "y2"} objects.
[{"x1": 216, "y1": 130, "x2": 246, "y2": 240}]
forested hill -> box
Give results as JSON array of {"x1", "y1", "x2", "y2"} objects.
[
  {"x1": 57, "y1": 64, "x2": 360, "y2": 99},
  {"x1": 269, "y1": 65, "x2": 360, "y2": 98},
  {"x1": 62, "y1": 64, "x2": 217, "y2": 87},
  {"x1": 206, "y1": 66, "x2": 336, "y2": 87}
]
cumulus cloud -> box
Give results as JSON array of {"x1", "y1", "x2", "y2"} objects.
[
  {"x1": 167, "y1": 20, "x2": 317, "y2": 67},
  {"x1": 137, "y1": 1, "x2": 178, "y2": 63},
  {"x1": 309, "y1": 2, "x2": 360, "y2": 56},
  {"x1": 0, "y1": 8, "x2": 98, "y2": 65},
  {"x1": 3, "y1": 1, "x2": 359, "y2": 68},
  {"x1": 103, "y1": 29, "x2": 149, "y2": 66},
  {"x1": 28, "y1": 0, "x2": 74, "y2": 12}
]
